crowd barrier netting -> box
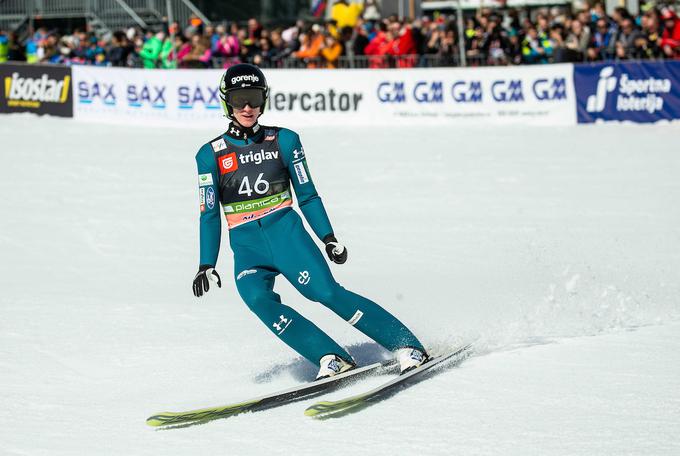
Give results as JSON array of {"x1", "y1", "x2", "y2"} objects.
[{"x1": 2, "y1": 61, "x2": 679, "y2": 127}]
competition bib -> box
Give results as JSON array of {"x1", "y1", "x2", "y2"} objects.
[{"x1": 212, "y1": 129, "x2": 292, "y2": 228}]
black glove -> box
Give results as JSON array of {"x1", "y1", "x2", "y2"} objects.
[
  {"x1": 323, "y1": 234, "x2": 348, "y2": 264},
  {"x1": 192, "y1": 264, "x2": 222, "y2": 297}
]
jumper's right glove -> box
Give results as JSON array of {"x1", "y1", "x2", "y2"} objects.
[
  {"x1": 323, "y1": 234, "x2": 348, "y2": 265},
  {"x1": 192, "y1": 265, "x2": 222, "y2": 297}
]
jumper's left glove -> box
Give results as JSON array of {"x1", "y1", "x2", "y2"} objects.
[
  {"x1": 193, "y1": 265, "x2": 222, "y2": 297},
  {"x1": 323, "y1": 234, "x2": 348, "y2": 264}
]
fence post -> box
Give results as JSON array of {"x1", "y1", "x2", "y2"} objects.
[
  {"x1": 456, "y1": 0, "x2": 466, "y2": 67},
  {"x1": 29, "y1": 0, "x2": 36, "y2": 34},
  {"x1": 167, "y1": 0, "x2": 176, "y2": 67}
]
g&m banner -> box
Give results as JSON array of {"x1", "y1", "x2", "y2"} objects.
[
  {"x1": 368, "y1": 63, "x2": 576, "y2": 126},
  {"x1": 574, "y1": 61, "x2": 680, "y2": 123},
  {"x1": 71, "y1": 64, "x2": 576, "y2": 127}
]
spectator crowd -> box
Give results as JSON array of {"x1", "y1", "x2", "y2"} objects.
[{"x1": 1, "y1": 0, "x2": 679, "y2": 68}]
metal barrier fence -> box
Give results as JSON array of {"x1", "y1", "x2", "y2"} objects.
[
  {"x1": 210, "y1": 54, "x2": 489, "y2": 70},
  {"x1": 207, "y1": 53, "x2": 665, "y2": 70},
  {"x1": 0, "y1": 0, "x2": 209, "y2": 37},
  {"x1": 116, "y1": 0, "x2": 211, "y2": 30}
]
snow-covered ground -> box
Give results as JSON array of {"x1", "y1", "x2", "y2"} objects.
[{"x1": 1, "y1": 115, "x2": 679, "y2": 455}]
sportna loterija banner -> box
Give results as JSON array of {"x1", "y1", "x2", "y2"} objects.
[{"x1": 573, "y1": 61, "x2": 680, "y2": 123}]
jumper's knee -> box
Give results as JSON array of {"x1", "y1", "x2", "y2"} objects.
[
  {"x1": 311, "y1": 283, "x2": 346, "y2": 307},
  {"x1": 239, "y1": 288, "x2": 280, "y2": 314}
]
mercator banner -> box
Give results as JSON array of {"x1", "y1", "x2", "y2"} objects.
[
  {"x1": 574, "y1": 61, "x2": 680, "y2": 123},
  {"x1": 0, "y1": 63, "x2": 73, "y2": 117},
  {"x1": 71, "y1": 64, "x2": 576, "y2": 127}
]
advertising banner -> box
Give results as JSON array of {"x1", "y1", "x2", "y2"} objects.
[
  {"x1": 72, "y1": 64, "x2": 576, "y2": 128},
  {"x1": 72, "y1": 66, "x2": 223, "y2": 128},
  {"x1": 574, "y1": 61, "x2": 680, "y2": 123},
  {"x1": 0, "y1": 63, "x2": 73, "y2": 117},
  {"x1": 359, "y1": 63, "x2": 575, "y2": 126}
]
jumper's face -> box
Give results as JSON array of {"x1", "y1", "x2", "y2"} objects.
[{"x1": 233, "y1": 104, "x2": 261, "y2": 128}]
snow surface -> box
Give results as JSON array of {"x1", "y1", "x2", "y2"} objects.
[{"x1": 1, "y1": 115, "x2": 679, "y2": 455}]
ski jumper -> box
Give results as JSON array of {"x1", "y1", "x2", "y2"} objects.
[{"x1": 196, "y1": 123, "x2": 424, "y2": 365}]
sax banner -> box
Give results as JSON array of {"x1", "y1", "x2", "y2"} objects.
[
  {"x1": 573, "y1": 61, "x2": 680, "y2": 123},
  {"x1": 72, "y1": 66, "x2": 224, "y2": 128},
  {"x1": 0, "y1": 63, "x2": 73, "y2": 117},
  {"x1": 71, "y1": 64, "x2": 577, "y2": 127}
]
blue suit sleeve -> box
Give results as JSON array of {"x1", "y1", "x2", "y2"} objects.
[
  {"x1": 196, "y1": 144, "x2": 221, "y2": 266},
  {"x1": 279, "y1": 128, "x2": 334, "y2": 241}
]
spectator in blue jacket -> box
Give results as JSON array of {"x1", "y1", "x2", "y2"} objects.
[{"x1": 588, "y1": 17, "x2": 617, "y2": 60}]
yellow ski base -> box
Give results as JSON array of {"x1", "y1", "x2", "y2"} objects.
[{"x1": 146, "y1": 399, "x2": 258, "y2": 427}]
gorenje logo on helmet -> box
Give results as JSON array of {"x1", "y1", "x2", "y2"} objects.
[{"x1": 231, "y1": 74, "x2": 260, "y2": 85}]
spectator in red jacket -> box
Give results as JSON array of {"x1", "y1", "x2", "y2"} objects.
[
  {"x1": 389, "y1": 22, "x2": 417, "y2": 67},
  {"x1": 660, "y1": 8, "x2": 680, "y2": 58},
  {"x1": 364, "y1": 23, "x2": 391, "y2": 68}
]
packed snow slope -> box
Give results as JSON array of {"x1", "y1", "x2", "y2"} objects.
[{"x1": 1, "y1": 115, "x2": 679, "y2": 455}]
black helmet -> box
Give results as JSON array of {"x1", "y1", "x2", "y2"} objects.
[{"x1": 219, "y1": 63, "x2": 269, "y2": 120}]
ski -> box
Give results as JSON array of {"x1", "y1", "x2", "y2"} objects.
[
  {"x1": 146, "y1": 359, "x2": 398, "y2": 427},
  {"x1": 304, "y1": 343, "x2": 473, "y2": 419}
]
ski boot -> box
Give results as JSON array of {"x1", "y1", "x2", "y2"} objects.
[
  {"x1": 316, "y1": 354, "x2": 356, "y2": 380},
  {"x1": 396, "y1": 347, "x2": 430, "y2": 374}
]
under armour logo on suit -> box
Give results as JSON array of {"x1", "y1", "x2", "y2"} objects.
[{"x1": 273, "y1": 315, "x2": 292, "y2": 335}]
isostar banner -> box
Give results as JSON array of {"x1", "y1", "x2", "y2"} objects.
[
  {"x1": 574, "y1": 61, "x2": 680, "y2": 123},
  {"x1": 0, "y1": 63, "x2": 73, "y2": 117},
  {"x1": 71, "y1": 64, "x2": 576, "y2": 127}
]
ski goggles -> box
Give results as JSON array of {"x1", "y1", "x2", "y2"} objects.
[{"x1": 226, "y1": 88, "x2": 266, "y2": 109}]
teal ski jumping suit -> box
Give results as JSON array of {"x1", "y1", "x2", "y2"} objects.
[{"x1": 196, "y1": 122, "x2": 424, "y2": 365}]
